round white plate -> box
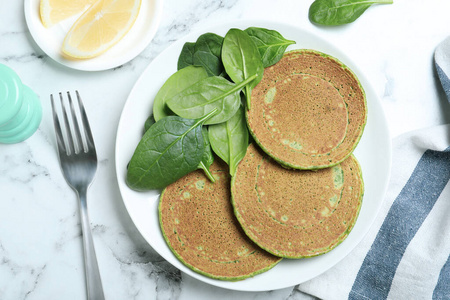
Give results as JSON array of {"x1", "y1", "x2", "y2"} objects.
[
  {"x1": 24, "y1": 0, "x2": 163, "y2": 71},
  {"x1": 115, "y1": 20, "x2": 392, "y2": 291}
]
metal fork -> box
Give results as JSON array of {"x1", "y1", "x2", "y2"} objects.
[{"x1": 51, "y1": 91, "x2": 105, "y2": 300}]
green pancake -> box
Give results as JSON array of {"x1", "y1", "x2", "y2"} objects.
[
  {"x1": 231, "y1": 144, "x2": 364, "y2": 259},
  {"x1": 159, "y1": 159, "x2": 282, "y2": 281},
  {"x1": 247, "y1": 49, "x2": 367, "y2": 169}
]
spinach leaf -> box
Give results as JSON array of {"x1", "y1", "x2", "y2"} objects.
[
  {"x1": 193, "y1": 51, "x2": 224, "y2": 77},
  {"x1": 222, "y1": 28, "x2": 264, "y2": 110},
  {"x1": 244, "y1": 27, "x2": 295, "y2": 68},
  {"x1": 178, "y1": 33, "x2": 225, "y2": 76},
  {"x1": 208, "y1": 106, "x2": 249, "y2": 176},
  {"x1": 195, "y1": 33, "x2": 223, "y2": 58},
  {"x1": 144, "y1": 114, "x2": 155, "y2": 133},
  {"x1": 167, "y1": 74, "x2": 257, "y2": 125},
  {"x1": 309, "y1": 0, "x2": 393, "y2": 26},
  {"x1": 126, "y1": 109, "x2": 217, "y2": 191},
  {"x1": 197, "y1": 127, "x2": 216, "y2": 182},
  {"x1": 153, "y1": 66, "x2": 208, "y2": 122},
  {"x1": 194, "y1": 33, "x2": 224, "y2": 76},
  {"x1": 177, "y1": 42, "x2": 196, "y2": 70}
]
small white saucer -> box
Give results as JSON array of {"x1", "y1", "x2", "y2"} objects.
[{"x1": 24, "y1": 0, "x2": 164, "y2": 71}]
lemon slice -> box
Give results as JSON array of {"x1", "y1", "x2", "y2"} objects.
[
  {"x1": 40, "y1": 0, "x2": 97, "y2": 28},
  {"x1": 62, "y1": 0, "x2": 142, "y2": 59}
]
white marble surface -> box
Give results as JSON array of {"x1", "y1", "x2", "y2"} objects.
[{"x1": 1, "y1": 0, "x2": 450, "y2": 299}]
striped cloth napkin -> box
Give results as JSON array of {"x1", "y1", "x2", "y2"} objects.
[
  {"x1": 435, "y1": 36, "x2": 450, "y2": 102},
  {"x1": 295, "y1": 124, "x2": 450, "y2": 299}
]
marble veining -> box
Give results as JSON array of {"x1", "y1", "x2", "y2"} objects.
[{"x1": 1, "y1": 0, "x2": 450, "y2": 299}]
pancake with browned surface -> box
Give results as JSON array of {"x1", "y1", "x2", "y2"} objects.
[
  {"x1": 231, "y1": 144, "x2": 364, "y2": 258},
  {"x1": 159, "y1": 159, "x2": 282, "y2": 281},
  {"x1": 247, "y1": 49, "x2": 367, "y2": 169}
]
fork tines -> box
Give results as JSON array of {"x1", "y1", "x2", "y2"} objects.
[{"x1": 50, "y1": 91, "x2": 95, "y2": 156}]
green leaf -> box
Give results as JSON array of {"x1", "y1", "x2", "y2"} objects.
[
  {"x1": 177, "y1": 42, "x2": 196, "y2": 70},
  {"x1": 244, "y1": 27, "x2": 295, "y2": 68},
  {"x1": 197, "y1": 127, "x2": 216, "y2": 182},
  {"x1": 195, "y1": 33, "x2": 223, "y2": 58},
  {"x1": 167, "y1": 74, "x2": 257, "y2": 125},
  {"x1": 153, "y1": 66, "x2": 208, "y2": 122},
  {"x1": 309, "y1": 0, "x2": 393, "y2": 26},
  {"x1": 126, "y1": 109, "x2": 217, "y2": 191},
  {"x1": 208, "y1": 106, "x2": 249, "y2": 176},
  {"x1": 178, "y1": 33, "x2": 225, "y2": 76},
  {"x1": 222, "y1": 28, "x2": 264, "y2": 110},
  {"x1": 193, "y1": 51, "x2": 224, "y2": 77},
  {"x1": 143, "y1": 114, "x2": 155, "y2": 133}
]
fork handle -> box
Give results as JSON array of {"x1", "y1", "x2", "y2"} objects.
[{"x1": 78, "y1": 187, "x2": 105, "y2": 300}]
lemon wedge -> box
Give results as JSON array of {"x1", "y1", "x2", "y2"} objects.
[
  {"x1": 40, "y1": 0, "x2": 97, "y2": 28},
  {"x1": 62, "y1": 0, "x2": 142, "y2": 59}
]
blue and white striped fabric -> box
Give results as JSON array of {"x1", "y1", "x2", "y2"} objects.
[
  {"x1": 296, "y1": 124, "x2": 450, "y2": 300},
  {"x1": 435, "y1": 36, "x2": 450, "y2": 103}
]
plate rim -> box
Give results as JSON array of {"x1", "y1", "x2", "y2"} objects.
[
  {"x1": 114, "y1": 19, "x2": 392, "y2": 291},
  {"x1": 24, "y1": 0, "x2": 164, "y2": 71}
]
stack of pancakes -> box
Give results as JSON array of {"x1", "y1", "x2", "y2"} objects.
[{"x1": 159, "y1": 49, "x2": 366, "y2": 280}]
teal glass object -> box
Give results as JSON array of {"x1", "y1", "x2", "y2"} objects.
[{"x1": 0, "y1": 64, "x2": 42, "y2": 144}]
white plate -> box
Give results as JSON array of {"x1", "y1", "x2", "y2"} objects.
[
  {"x1": 115, "y1": 20, "x2": 392, "y2": 291},
  {"x1": 24, "y1": 0, "x2": 163, "y2": 71}
]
